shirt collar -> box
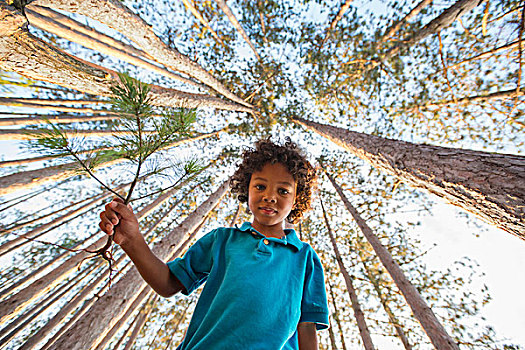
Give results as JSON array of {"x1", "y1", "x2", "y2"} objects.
[{"x1": 236, "y1": 222, "x2": 303, "y2": 251}]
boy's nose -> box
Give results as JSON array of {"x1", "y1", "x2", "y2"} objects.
[{"x1": 263, "y1": 196, "x2": 276, "y2": 203}]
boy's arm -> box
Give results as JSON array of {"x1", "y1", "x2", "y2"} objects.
[
  {"x1": 297, "y1": 322, "x2": 319, "y2": 350},
  {"x1": 99, "y1": 199, "x2": 184, "y2": 297},
  {"x1": 121, "y1": 237, "x2": 185, "y2": 297}
]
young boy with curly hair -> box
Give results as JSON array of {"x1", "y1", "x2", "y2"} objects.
[{"x1": 99, "y1": 138, "x2": 329, "y2": 349}]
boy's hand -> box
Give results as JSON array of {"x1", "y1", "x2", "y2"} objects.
[{"x1": 99, "y1": 198, "x2": 140, "y2": 247}]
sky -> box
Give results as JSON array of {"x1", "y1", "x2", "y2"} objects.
[
  {"x1": 404, "y1": 201, "x2": 525, "y2": 346},
  {"x1": 0, "y1": 0, "x2": 523, "y2": 348}
]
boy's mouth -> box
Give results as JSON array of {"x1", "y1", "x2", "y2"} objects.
[{"x1": 259, "y1": 207, "x2": 277, "y2": 215}]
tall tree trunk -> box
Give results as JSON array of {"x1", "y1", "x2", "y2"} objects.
[
  {"x1": 19, "y1": 256, "x2": 130, "y2": 350},
  {"x1": 25, "y1": 6, "x2": 207, "y2": 90},
  {"x1": 0, "y1": 190, "x2": 112, "y2": 256},
  {"x1": 112, "y1": 304, "x2": 139, "y2": 350},
  {"x1": 0, "y1": 157, "x2": 123, "y2": 196},
  {"x1": 324, "y1": 171, "x2": 459, "y2": 350},
  {"x1": 320, "y1": 198, "x2": 376, "y2": 350},
  {"x1": 378, "y1": 0, "x2": 433, "y2": 44},
  {"x1": 0, "y1": 175, "x2": 138, "y2": 256},
  {"x1": 0, "y1": 100, "x2": 109, "y2": 113},
  {"x1": 122, "y1": 294, "x2": 157, "y2": 350},
  {"x1": 0, "y1": 131, "x2": 216, "y2": 196},
  {"x1": 327, "y1": 318, "x2": 338, "y2": 349},
  {"x1": 256, "y1": 0, "x2": 268, "y2": 43},
  {"x1": 356, "y1": 249, "x2": 413, "y2": 350},
  {"x1": 93, "y1": 288, "x2": 153, "y2": 350},
  {"x1": 0, "y1": 97, "x2": 107, "y2": 106},
  {"x1": 293, "y1": 117, "x2": 525, "y2": 239},
  {"x1": 0, "y1": 129, "x2": 158, "y2": 140},
  {"x1": 327, "y1": 280, "x2": 348, "y2": 350},
  {"x1": 27, "y1": 5, "x2": 153, "y2": 60},
  {"x1": 0, "y1": 4, "x2": 252, "y2": 112},
  {"x1": 22, "y1": 194, "x2": 182, "y2": 350},
  {"x1": 415, "y1": 89, "x2": 525, "y2": 110},
  {"x1": 215, "y1": 0, "x2": 261, "y2": 60},
  {"x1": 320, "y1": 0, "x2": 353, "y2": 48},
  {"x1": 0, "y1": 263, "x2": 92, "y2": 347},
  {"x1": 162, "y1": 301, "x2": 190, "y2": 350},
  {"x1": 0, "y1": 145, "x2": 108, "y2": 168},
  {"x1": 180, "y1": 0, "x2": 226, "y2": 47},
  {"x1": 385, "y1": 0, "x2": 484, "y2": 59},
  {"x1": 1, "y1": 189, "x2": 106, "y2": 234},
  {"x1": 0, "y1": 174, "x2": 198, "y2": 324},
  {"x1": 448, "y1": 40, "x2": 520, "y2": 69},
  {"x1": 0, "y1": 114, "x2": 116, "y2": 127},
  {"x1": 29, "y1": 0, "x2": 253, "y2": 109},
  {"x1": 49, "y1": 180, "x2": 229, "y2": 349}
]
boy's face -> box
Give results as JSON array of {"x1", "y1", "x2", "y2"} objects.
[{"x1": 248, "y1": 162, "x2": 296, "y2": 238}]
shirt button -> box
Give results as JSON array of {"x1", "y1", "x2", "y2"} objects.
[{"x1": 263, "y1": 239, "x2": 269, "y2": 245}]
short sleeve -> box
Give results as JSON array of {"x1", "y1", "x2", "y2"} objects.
[
  {"x1": 300, "y1": 249, "x2": 330, "y2": 330},
  {"x1": 167, "y1": 229, "x2": 217, "y2": 295}
]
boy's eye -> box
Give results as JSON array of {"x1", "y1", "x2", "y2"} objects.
[
  {"x1": 255, "y1": 184, "x2": 265, "y2": 190},
  {"x1": 278, "y1": 188, "x2": 290, "y2": 195}
]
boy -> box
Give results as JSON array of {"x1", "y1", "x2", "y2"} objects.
[{"x1": 99, "y1": 138, "x2": 329, "y2": 349}]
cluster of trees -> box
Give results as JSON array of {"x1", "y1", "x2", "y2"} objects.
[{"x1": 0, "y1": 0, "x2": 523, "y2": 349}]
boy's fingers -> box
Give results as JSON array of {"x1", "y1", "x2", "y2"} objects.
[
  {"x1": 99, "y1": 214, "x2": 113, "y2": 227},
  {"x1": 109, "y1": 199, "x2": 134, "y2": 218},
  {"x1": 101, "y1": 207, "x2": 119, "y2": 225},
  {"x1": 99, "y1": 221, "x2": 113, "y2": 235}
]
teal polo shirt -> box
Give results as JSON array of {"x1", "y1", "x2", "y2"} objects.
[{"x1": 167, "y1": 222, "x2": 329, "y2": 349}]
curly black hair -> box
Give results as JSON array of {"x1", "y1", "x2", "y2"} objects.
[{"x1": 230, "y1": 137, "x2": 317, "y2": 224}]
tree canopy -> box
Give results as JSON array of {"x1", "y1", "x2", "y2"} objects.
[{"x1": 0, "y1": 0, "x2": 523, "y2": 349}]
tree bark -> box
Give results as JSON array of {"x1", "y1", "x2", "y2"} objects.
[
  {"x1": 25, "y1": 6, "x2": 207, "y2": 91},
  {"x1": 93, "y1": 287, "x2": 153, "y2": 350},
  {"x1": 111, "y1": 304, "x2": 139, "y2": 350},
  {"x1": 0, "y1": 184, "x2": 125, "y2": 256},
  {"x1": 1, "y1": 189, "x2": 106, "y2": 234},
  {"x1": 122, "y1": 294, "x2": 157, "y2": 350},
  {"x1": 320, "y1": 198, "x2": 376, "y2": 350},
  {"x1": 181, "y1": 0, "x2": 226, "y2": 47},
  {"x1": 0, "y1": 131, "x2": 216, "y2": 196},
  {"x1": 0, "y1": 114, "x2": 118, "y2": 127},
  {"x1": 0, "y1": 174, "x2": 198, "y2": 325},
  {"x1": 215, "y1": 0, "x2": 260, "y2": 60},
  {"x1": 29, "y1": 0, "x2": 254, "y2": 109},
  {"x1": 18, "y1": 257, "x2": 130, "y2": 350},
  {"x1": 0, "y1": 146, "x2": 108, "y2": 168},
  {"x1": 384, "y1": 0, "x2": 484, "y2": 59},
  {"x1": 327, "y1": 280, "x2": 348, "y2": 350},
  {"x1": 327, "y1": 318, "x2": 338, "y2": 350},
  {"x1": 0, "y1": 129, "x2": 157, "y2": 140},
  {"x1": 23, "y1": 196, "x2": 178, "y2": 350},
  {"x1": 0, "y1": 263, "x2": 91, "y2": 347},
  {"x1": 324, "y1": 171, "x2": 459, "y2": 350},
  {"x1": 27, "y1": 5, "x2": 153, "y2": 60},
  {"x1": 378, "y1": 0, "x2": 433, "y2": 44},
  {"x1": 0, "y1": 98, "x2": 109, "y2": 113},
  {"x1": 294, "y1": 117, "x2": 525, "y2": 239},
  {"x1": 0, "y1": 4, "x2": 253, "y2": 112},
  {"x1": 0, "y1": 234, "x2": 97, "y2": 300},
  {"x1": 448, "y1": 40, "x2": 520, "y2": 69},
  {"x1": 0, "y1": 97, "x2": 107, "y2": 106},
  {"x1": 320, "y1": 0, "x2": 353, "y2": 48},
  {"x1": 49, "y1": 180, "x2": 229, "y2": 349},
  {"x1": 416, "y1": 89, "x2": 525, "y2": 110},
  {"x1": 357, "y1": 252, "x2": 413, "y2": 350},
  {"x1": 0, "y1": 158, "x2": 123, "y2": 196}
]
